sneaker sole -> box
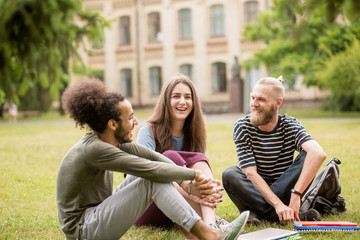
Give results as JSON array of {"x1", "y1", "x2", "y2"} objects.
[{"x1": 235, "y1": 211, "x2": 250, "y2": 239}]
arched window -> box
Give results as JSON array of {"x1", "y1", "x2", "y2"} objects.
[
  {"x1": 210, "y1": 5, "x2": 225, "y2": 37},
  {"x1": 212, "y1": 62, "x2": 227, "y2": 93},
  {"x1": 148, "y1": 12, "x2": 161, "y2": 42},
  {"x1": 178, "y1": 8, "x2": 192, "y2": 40},
  {"x1": 149, "y1": 66, "x2": 162, "y2": 96},
  {"x1": 244, "y1": 1, "x2": 259, "y2": 23},
  {"x1": 180, "y1": 64, "x2": 194, "y2": 82},
  {"x1": 120, "y1": 69, "x2": 132, "y2": 97},
  {"x1": 119, "y1": 16, "x2": 131, "y2": 45}
]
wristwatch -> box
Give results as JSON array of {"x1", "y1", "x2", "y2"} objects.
[
  {"x1": 291, "y1": 188, "x2": 302, "y2": 196},
  {"x1": 187, "y1": 180, "x2": 193, "y2": 195}
]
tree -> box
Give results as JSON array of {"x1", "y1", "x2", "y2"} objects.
[
  {"x1": 315, "y1": 39, "x2": 360, "y2": 111},
  {"x1": 303, "y1": 0, "x2": 360, "y2": 23},
  {"x1": 243, "y1": 0, "x2": 360, "y2": 110},
  {"x1": 0, "y1": 0, "x2": 107, "y2": 107}
]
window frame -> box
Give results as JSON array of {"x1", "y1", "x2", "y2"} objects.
[
  {"x1": 149, "y1": 66, "x2": 162, "y2": 96},
  {"x1": 212, "y1": 62, "x2": 227, "y2": 93},
  {"x1": 120, "y1": 68, "x2": 133, "y2": 97},
  {"x1": 209, "y1": 4, "x2": 225, "y2": 37},
  {"x1": 119, "y1": 16, "x2": 131, "y2": 45},
  {"x1": 148, "y1": 12, "x2": 161, "y2": 43},
  {"x1": 178, "y1": 8, "x2": 192, "y2": 40},
  {"x1": 244, "y1": 1, "x2": 259, "y2": 24},
  {"x1": 179, "y1": 64, "x2": 194, "y2": 82}
]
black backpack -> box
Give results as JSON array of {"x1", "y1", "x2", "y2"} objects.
[{"x1": 300, "y1": 158, "x2": 346, "y2": 214}]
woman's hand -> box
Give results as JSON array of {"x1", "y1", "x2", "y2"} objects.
[{"x1": 180, "y1": 170, "x2": 223, "y2": 208}]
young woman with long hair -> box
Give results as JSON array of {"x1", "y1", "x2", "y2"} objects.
[{"x1": 135, "y1": 73, "x2": 228, "y2": 239}]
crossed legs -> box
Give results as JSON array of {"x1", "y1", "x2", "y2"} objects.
[
  {"x1": 222, "y1": 152, "x2": 307, "y2": 221},
  {"x1": 82, "y1": 175, "x2": 201, "y2": 240}
]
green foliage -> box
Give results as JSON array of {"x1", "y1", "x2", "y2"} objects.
[
  {"x1": 243, "y1": 0, "x2": 329, "y2": 87},
  {"x1": 304, "y1": 0, "x2": 360, "y2": 23},
  {"x1": 314, "y1": 39, "x2": 360, "y2": 111},
  {"x1": 72, "y1": 63, "x2": 104, "y2": 81},
  {"x1": 0, "y1": 0, "x2": 107, "y2": 106},
  {"x1": 243, "y1": 0, "x2": 360, "y2": 110},
  {"x1": 18, "y1": 82, "x2": 53, "y2": 111}
]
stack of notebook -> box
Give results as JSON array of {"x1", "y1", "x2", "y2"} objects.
[
  {"x1": 293, "y1": 221, "x2": 359, "y2": 232},
  {"x1": 237, "y1": 228, "x2": 300, "y2": 240}
]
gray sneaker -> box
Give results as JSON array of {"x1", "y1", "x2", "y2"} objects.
[
  {"x1": 220, "y1": 211, "x2": 250, "y2": 240},
  {"x1": 247, "y1": 211, "x2": 261, "y2": 226},
  {"x1": 299, "y1": 209, "x2": 321, "y2": 221}
]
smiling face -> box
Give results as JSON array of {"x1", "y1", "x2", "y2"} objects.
[
  {"x1": 250, "y1": 84, "x2": 277, "y2": 127},
  {"x1": 114, "y1": 99, "x2": 138, "y2": 143},
  {"x1": 170, "y1": 83, "x2": 193, "y2": 123}
]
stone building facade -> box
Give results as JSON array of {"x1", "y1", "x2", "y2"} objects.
[{"x1": 79, "y1": 0, "x2": 325, "y2": 113}]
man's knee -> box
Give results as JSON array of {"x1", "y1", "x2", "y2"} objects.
[{"x1": 222, "y1": 166, "x2": 241, "y2": 189}]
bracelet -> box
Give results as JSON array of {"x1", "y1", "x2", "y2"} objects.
[
  {"x1": 187, "y1": 180, "x2": 193, "y2": 195},
  {"x1": 291, "y1": 188, "x2": 302, "y2": 196}
]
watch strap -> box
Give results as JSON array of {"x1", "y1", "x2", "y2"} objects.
[
  {"x1": 291, "y1": 188, "x2": 302, "y2": 196},
  {"x1": 187, "y1": 180, "x2": 192, "y2": 195}
]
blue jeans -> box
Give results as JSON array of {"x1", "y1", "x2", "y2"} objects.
[{"x1": 222, "y1": 151, "x2": 307, "y2": 221}]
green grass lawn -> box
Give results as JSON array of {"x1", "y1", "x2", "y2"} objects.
[{"x1": 0, "y1": 111, "x2": 359, "y2": 239}]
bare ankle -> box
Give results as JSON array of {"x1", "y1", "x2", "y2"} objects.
[{"x1": 190, "y1": 221, "x2": 222, "y2": 240}]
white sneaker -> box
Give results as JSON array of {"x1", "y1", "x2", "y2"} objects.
[{"x1": 220, "y1": 211, "x2": 249, "y2": 240}]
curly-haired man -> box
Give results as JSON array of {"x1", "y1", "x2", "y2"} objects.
[{"x1": 56, "y1": 78, "x2": 249, "y2": 240}]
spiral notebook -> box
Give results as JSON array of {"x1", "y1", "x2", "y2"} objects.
[
  {"x1": 237, "y1": 227, "x2": 300, "y2": 240},
  {"x1": 293, "y1": 221, "x2": 359, "y2": 232}
]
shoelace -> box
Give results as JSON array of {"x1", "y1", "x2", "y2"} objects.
[{"x1": 216, "y1": 218, "x2": 229, "y2": 228}]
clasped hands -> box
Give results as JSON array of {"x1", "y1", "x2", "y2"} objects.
[{"x1": 184, "y1": 170, "x2": 223, "y2": 208}]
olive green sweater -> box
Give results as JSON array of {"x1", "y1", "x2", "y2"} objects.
[{"x1": 56, "y1": 132, "x2": 195, "y2": 239}]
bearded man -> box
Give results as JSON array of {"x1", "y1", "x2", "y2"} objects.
[{"x1": 222, "y1": 77, "x2": 327, "y2": 225}]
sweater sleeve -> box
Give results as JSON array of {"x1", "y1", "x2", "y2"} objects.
[
  {"x1": 117, "y1": 142, "x2": 174, "y2": 165},
  {"x1": 85, "y1": 138, "x2": 195, "y2": 183}
]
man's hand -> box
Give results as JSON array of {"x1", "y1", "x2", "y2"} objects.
[
  {"x1": 275, "y1": 203, "x2": 297, "y2": 225},
  {"x1": 289, "y1": 194, "x2": 301, "y2": 221}
]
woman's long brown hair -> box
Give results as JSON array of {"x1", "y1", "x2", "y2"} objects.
[{"x1": 147, "y1": 73, "x2": 206, "y2": 153}]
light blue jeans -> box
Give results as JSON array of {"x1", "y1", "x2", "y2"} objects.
[
  {"x1": 222, "y1": 151, "x2": 307, "y2": 221},
  {"x1": 81, "y1": 175, "x2": 201, "y2": 240}
]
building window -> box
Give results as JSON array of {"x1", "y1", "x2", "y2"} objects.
[
  {"x1": 178, "y1": 9, "x2": 192, "y2": 40},
  {"x1": 210, "y1": 4, "x2": 225, "y2": 37},
  {"x1": 149, "y1": 67, "x2": 162, "y2": 96},
  {"x1": 148, "y1": 12, "x2": 161, "y2": 43},
  {"x1": 212, "y1": 62, "x2": 227, "y2": 93},
  {"x1": 180, "y1": 64, "x2": 194, "y2": 82},
  {"x1": 120, "y1": 69, "x2": 132, "y2": 97},
  {"x1": 119, "y1": 16, "x2": 131, "y2": 45},
  {"x1": 245, "y1": 67, "x2": 262, "y2": 112},
  {"x1": 244, "y1": 1, "x2": 259, "y2": 24}
]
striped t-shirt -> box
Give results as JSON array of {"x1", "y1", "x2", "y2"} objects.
[{"x1": 233, "y1": 114, "x2": 313, "y2": 185}]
